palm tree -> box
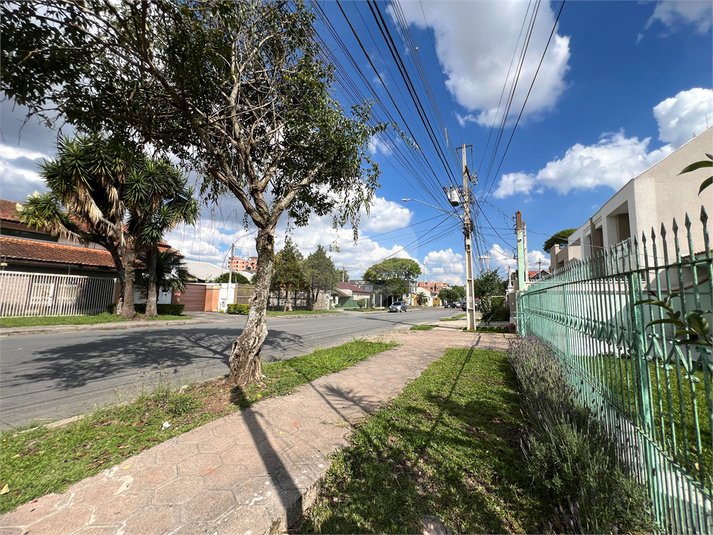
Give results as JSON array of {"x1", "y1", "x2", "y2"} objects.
[
  {"x1": 19, "y1": 135, "x2": 135, "y2": 317},
  {"x1": 124, "y1": 159, "x2": 197, "y2": 316},
  {"x1": 135, "y1": 249, "x2": 190, "y2": 305}
]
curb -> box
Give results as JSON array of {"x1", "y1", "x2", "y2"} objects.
[{"x1": 0, "y1": 317, "x2": 217, "y2": 337}]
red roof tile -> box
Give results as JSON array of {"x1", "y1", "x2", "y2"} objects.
[
  {"x1": 337, "y1": 281, "x2": 371, "y2": 293},
  {"x1": 0, "y1": 236, "x2": 116, "y2": 269},
  {"x1": 0, "y1": 199, "x2": 23, "y2": 222}
]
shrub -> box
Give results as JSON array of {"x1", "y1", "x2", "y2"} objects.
[
  {"x1": 107, "y1": 303, "x2": 116, "y2": 314},
  {"x1": 227, "y1": 303, "x2": 250, "y2": 315},
  {"x1": 508, "y1": 337, "x2": 655, "y2": 534},
  {"x1": 126, "y1": 304, "x2": 184, "y2": 315}
]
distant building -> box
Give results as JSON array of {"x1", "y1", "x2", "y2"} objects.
[
  {"x1": 227, "y1": 256, "x2": 258, "y2": 272},
  {"x1": 417, "y1": 281, "x2": 450, "y2": 294},
  {"x1": 551, "y1": 127, "x2": 713, "y2": 270}
]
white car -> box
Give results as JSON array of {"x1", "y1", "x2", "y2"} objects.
[{"x1": 389, "y1": 301, "x2": 408, "y2": 312}]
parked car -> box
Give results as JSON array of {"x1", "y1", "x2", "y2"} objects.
[{"x1": 389, "y1": 301, "x2": 408, "y2": 313}]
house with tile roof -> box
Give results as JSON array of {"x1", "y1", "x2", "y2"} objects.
[
  {"x1": 333, "y1": 281, "x2": 372, "y2": 308},
  {"x1": 1, "y1": 199, "x2": 119, "y2": 277}
]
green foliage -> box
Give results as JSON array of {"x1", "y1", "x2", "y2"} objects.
[
  {"x1": 212, "y1": 272, "x2": 250, "y2": 284},
  {"x1": 679, "y1": 153, "x2": 713, "y2": 194},
  {"x1": 508, "y1": 337, "x2": 655, "y2": 534},
  {"x1": 438, "y1": 288, "x2": 460, "y2": 303},
  {"x1": 272, "y1": 238, "x2": 308, "y2": 304},
  {"x1": 132, "y1": 304, "x2": 184, "y2": 316},
  {"x1": 543, "y1": 228, "x2": 577, "y2": 253},
  {"x1": 227, "y1": 304, "x2": 250, "y2": 315},
  {"x1": 451, "y1": 285, "x2": 466, "y2": 299},
  {"x1": 415, "y1": 292, "x2": 428, "y2": 306},
  {"x1": 636, "y1": 294, "x2": 712, "y2": 375},
  {"x1": 356, "y1": 298, "x2": 368, "y2": 308},
  {"x1": 304, "y1": 244, "x2": 340, "y2": 305},
  {"x1": 107, "y1": 304, "x2": 116, "y2": 314},
  {"x1": 383, "y1": 278, "x2": 407, "y2": 299},
  {"x1": 473, "y1": 270, "x2": 506, "y2": 300},
  {"x1": 363, "y1": 258, "x2": 421, "y2": 284},
  {"x1": 135, "y1": 249, "x2": 191, "y2": 299},
  {"x1": 409, "y1": 324, "x2": 435, "y2": 330}
]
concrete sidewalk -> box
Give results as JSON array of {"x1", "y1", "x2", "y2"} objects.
[{"x1": 0, "y1": 329, "x2": 512, "y2": 535}]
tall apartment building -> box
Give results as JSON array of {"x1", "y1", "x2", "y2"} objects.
[
  {"x1": 417, "y1": 281, "x2": 450, "y2": 294},
  {"x1": 227, "y1": 256, "x2": 258, "y2": 272}
]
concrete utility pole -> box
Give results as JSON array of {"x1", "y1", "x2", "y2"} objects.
[
  {"x1": 478, "y1": 254, "x2": 491, "y2": 272},
  {"x1": 228, "y1": 244, "x2": 234, "y2": 305},
  {"x1": 516, "y1": 211, "x2": 526, "y2": 292},
  {"x1": 460, "y1": 143, "x2": 476, "y2": 331}
]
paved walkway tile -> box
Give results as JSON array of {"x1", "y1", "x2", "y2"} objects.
[{"x1": 0, "y1": 330, "x2": 512, "y2": 535}]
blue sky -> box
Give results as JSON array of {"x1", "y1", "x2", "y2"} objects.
[{"x1": 1, "y1": 0, "x2": 712, "y2": 285}]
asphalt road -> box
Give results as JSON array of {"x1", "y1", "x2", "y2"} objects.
[{"x1": 0, "y1": 308, "x2": 459, "y2": 430}]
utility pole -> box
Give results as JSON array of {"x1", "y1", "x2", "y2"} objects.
[
  {"x1": 228, "y1": 244, "x2": 235, "y2": 305},
  {"x1": 460, "y1": 143, "x2": 476, "y2": 331},
  {"x1": 516, "y1": 211, "x2": 526, "y2": 292},
  {"x1": 478, "y1": 254, "x2": 491, "y2": 272}
]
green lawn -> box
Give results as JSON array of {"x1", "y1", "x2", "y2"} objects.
[
  {"x1": 0, "y1": 313, "x2": 185, "y2": 328},
  {"x1": 589, "y1": 355, "x2": 712, "y2": 487},
  {"x1": 0, "y1": 339, "x2": 396, "y2": 513},
  {"x1": 299, "y1": 348, "x2": 546, "y2": 534},
  {"x1": 410, "y1": 325, "x2": 436, "y2": 331}
]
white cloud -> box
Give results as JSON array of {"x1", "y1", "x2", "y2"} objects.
[
  {"x1": 653, "y1": 88, "x2": 713, "y2": 149},
  {"x1": 493, "y1": 88, "x2": 713, "y2": 198},
  {"x1": 645, "y1": 0, "x2": 712, "y2": 34},
  {"x1": 399, "y1": 0, "x2": 571, "y2": 126},
  {"x1": 423, "y1": 248, "x2": 464, "y2": 286},
  {"x1": 368, "y1": 135, "x2": 393, "y2": 157},
  {"x1": 361, "y1": 197, "x2": 412, "y2": 232},
  {"x1": 489, "y1": 244, "x2": 550, "y2": 274}
]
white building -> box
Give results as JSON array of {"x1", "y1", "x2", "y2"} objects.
[{"x1": 551, "y1": 127, "x2": 712, "y2": 270}]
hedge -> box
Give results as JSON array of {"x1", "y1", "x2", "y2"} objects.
[
  {"x1": 227, "y1": 303, "x2": 250, "y2": 315},
  {"x1": 107, "y1": 303, "x2": 185, "y2": 315}
]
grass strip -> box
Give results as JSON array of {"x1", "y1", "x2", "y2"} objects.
[
  {"x1": 440, "y1": 314, "x2": 466, "y2": 322},
  {"x1": 299, "y1": 348, "x2": 545, "y2": 534},
  {"x1": 0, "y1": 313, "x2": 185, "y2": 328},
  {"x1": 0, "y1": 339, "x2": 396, "y2": 513},
  {"x1": 410, "y1": 325, "x2": 436, "y2": 331}
]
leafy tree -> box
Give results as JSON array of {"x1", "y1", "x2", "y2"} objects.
[
  {"x1": 303, "y1": 245, "x2": 339, "y2": 310},
  {"x1": 383, "y1": 278, "x2": 407, "y2": 300},
  {"x1": 438, "y1": 288, "x2": 460, "y2": 304},
  {"x1": 363, "y1": 258, "x2": 421, "y2": 284},
  {"x1": 473, "y1": 271, "x2": 505, "y2": 300},
  {"x1": 2, "y1": 1, "x2": 384, "y2": 385},
  {"x1": 213, "y1": 272, "x2": 250, "y2": 285},
  {"x1": 451, "y1": 285, "x2": 466, "y2": 300},
  {"x1": 272, "y1": 238, "x2": 308, "y2": 312},
  {"x1": 124, "y1": 160, "x2": 197, "y2": 317},
  {"x1": 136, "y1": 249, "x2": 190, "y2": 304},
  {"x1": 543, "y1": 228, "x2": 577, "y2": 253},
  {"x1": 416, "y1": 293, "x2": 428, "y2": 306}
]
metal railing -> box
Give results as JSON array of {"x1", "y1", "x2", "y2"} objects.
[
  {"x1": 519, "y1": 207, "x2": 712, "y2": 534},
  {"x1": 0, "y1": 271, "x2": 117, "y2": 317}
]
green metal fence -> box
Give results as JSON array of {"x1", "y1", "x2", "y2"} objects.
[{"x1": 518, "y1": 207, "x2": 712, "y2": 534}]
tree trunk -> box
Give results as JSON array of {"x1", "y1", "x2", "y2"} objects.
[
  {"x1": 146, "y1": 248, "x2": 158, "y2": 317},
  {"x1": 229, "y1": 225, "x2": 275, "y2": 386},
  {"x1": 122, "y1": 247, "x2": 137, "y2": 319},
  {"x1": 107, "y1": 243, "x2": 126, "y2": 315}
]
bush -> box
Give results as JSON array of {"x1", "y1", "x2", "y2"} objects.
[
  {"x1": 508, "y1": 337, "x2": 655, "y2": 534},
  {"x1": 227, "y1": 303, "x2": 250, "y2": 315},
  {"x1": 107, "y1": 303, "x2": 116, "y2": 314},
  {"x1": 123, "y1": 304, "x2": 184, "y2": 315}
]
